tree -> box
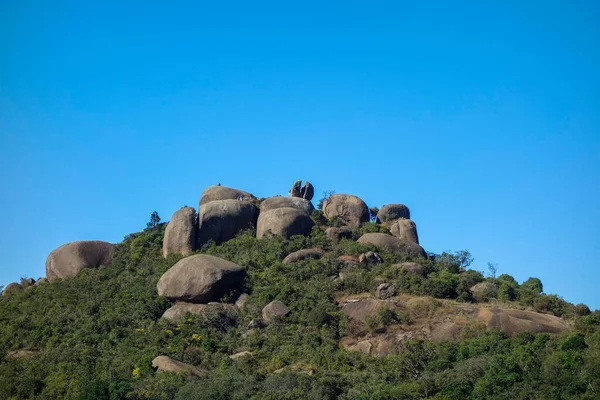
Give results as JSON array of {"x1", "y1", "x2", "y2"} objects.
[
  {"x1": 146, "y1": 211, "x2": 161, "y2": 229},
  {"x1": 487, "y1": 263, "x2": 498, "y2": 284},
  {"x1": 317, "y1": 190, "x2": 335, "y2": 211},
  {"x1": 521, "y1": 277, "x2": 543, "y2": 294}
]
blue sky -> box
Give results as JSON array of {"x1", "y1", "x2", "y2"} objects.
[{"x1": 1, "y1": 1, "x2": 598, "y2": 308}]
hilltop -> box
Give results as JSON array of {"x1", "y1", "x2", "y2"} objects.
[{"x1": 0, "y1": 182, "x2": 598, "y2": 400}]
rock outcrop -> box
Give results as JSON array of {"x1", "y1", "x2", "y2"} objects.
[
  {"x1": 377, "y1": 204, "x2": 410, "y2": 223},
  {"x1": 290, "y1": 180, "x2": 302, "y2": 197},
  {"x1": 34, "y1": 278, "x2": 49, "y2": 286},
  {"x1": 199, "y1": 185, "x2": 255, "y2": 206},
  {"x1": 470, "y1": 282, "x2": 498, "y2": 301},
  {"x1": 196, "y1": 200, "x2": 258, "y2": 247},
  {"x1": 357, "y1": 233, "x2": 426, "y2": 258},
  {"x1": 390, "y1": 219, "x2": 419, "y2": 244},
  {"x1": 282, "y1": 248, "x2": 324, "y2": 264},
  {"x1": 152, "y1": 356, "x2": 203, "y2": 377},
  {"x1": 2, "y1": 282, "x2": 22, "y2": 296},
  {"x1": 396, "y1": 262, "x2": 425, "y2": 276},
  {"x1": 359, "y1": 251, "x2": 382, "y2": 264},
  {"x1": 157, "y1": 254, "x2": 246, "y2": 303},
  {"x1": 375, "y1": 283, "x2": 396, "y2": 299},
  {"x1": 325, "y1": 226, "x2": 354, "y2": 241},
  {"x1": 256, "y1": 207, "x2": 314, "y2": 239},
  {"x1": 161, "y1": 302, "x2": 238, "y2": 322},
  {"x1": 163, "y1": 207, "x2": 197, "y2": 257},
  {"x1": 322, "y1": 194, "x2": 369, "y2": 227},
  {"x1": 289, "y1": 180, "x2": 314, "y2": 201},
  {"x1": 260, "y1": 196, "x2": 315, "y2": 215},
  {"x1": 262, "y1": 300, "x2": 290, "y2": 322},
  {"x1": 46, "y1": 241, "x2": 116, "y2": 282}
]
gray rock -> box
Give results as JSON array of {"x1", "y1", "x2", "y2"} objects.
[
  {"x1": 396, "y1": 262, "x2": 425, "y2": 276},
  {"x1": 34, "y1": 278, "x2": 49, "y2": 286},
  {"x1": 375, "y1": 283, "x2": 396, "y2": 299},
  {"x1": 260, "y1": 196, "x2": 315, "y2": 215},
  {"x1": 248, "y1": 318, "x2": 266, "y2": 329},
  {"x1": 357, "y1": 233, "x2": 426, "y2": 258},
  {"x1": 390, "y1": 219, "x2": 419, "y2": 244},
  {"x1": 46, "y1": 241, "x2": 116, "y2": 282},
  {"x1": 199, "y1": 185, "x2": 255, "y2": 206},
  {"x1": 377, "y1": 204, "x2": 411, "y2": 223},
  {"x1": 157, "y1": 254, "x2": 246, "y2": 303},
  {"x1": 152, "y1": 356, "x2": 203, "y2": 377},
  {"x1": 256, "y1": 207, "x2": 314, "y2": 239},
  {"x1": 282, "y1": 248, "x2": 324, "y2": 264},
  {"x1": 290, "y1": 180, "x2": 302, "y2": 197},
  {"x1": 2, "y1": 282, "x2": 22, "y2": 296},
  {"x1": 229, "y1": 351, "x2": 253, "y2": 360},
  {"x1": 235, "y1": 293, "x2": 250, "y2": 309},
  {"x1": 325, "y1": 226, "x2": 354, "y2": 241},
  {"x1": 470, "y1": 282, "x2": 498, "y2": 302},
  {"x1": 161, "y1": 302, "x2": 238, "y2": 322},
  {"x1": 322, "y1": 194, "x2": 370, "y2": 227},
  {"x1": 262, "y1": 300, "x2": 290, "y2": 322},
  {"x1": 163, "y1": 207, "x2": 197, "y2": 257},
  {"x1": 196, "y1": 200, "x2": 258, "y2": 247},
  {"x1": 301, "y1": 181, "x2": 314, "y2": 201},
  {"x1": 359, "y1": 251, "x2": 383, "y2": 264}
]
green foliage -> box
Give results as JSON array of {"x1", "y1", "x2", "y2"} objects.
[{"x1": 0, "y1": 220, "x2": 597, "y2": 400}]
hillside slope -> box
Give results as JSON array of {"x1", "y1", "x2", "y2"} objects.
[{"x1": 1, "y1": 215, "x2": 599, "y2": 400}]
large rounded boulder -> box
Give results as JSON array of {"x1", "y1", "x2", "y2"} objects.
[
  {"x1": 161, "y1": 302, "x2": 238, "y2": 322},
  {"x1": 390, "y1": 219, "x2": 419, "y2": 244},
  {"x1": 260, "y1": 196, "x2": 315, "y2": 215},
  {"x1": 2, "y1": 282, "x2": 23, "y2": 296},
  {"x1": 358, "y1": 233, "x2": 426, "y2": 258},
  {"x1": 46, "y1": 241, "x2": 116, "y2": 282},
  {"x1": 196, "y1": 200, "x2": 258, "y2": 247},
  {"x1": 256, "y1": 207, "x2": 314, "y2": 239},
  {"x1": 282, "y1": 248, "x2": 324, "y2": 264},
  {"x1": 157, "y1": 254, "x2": 246, "y2": 303},
  {"x1": 377, "y1": 204, "x2": 411, "y2": 223},
  {"x1": 199, "y1": 185, "x2": 255, "y2": 206},
  {"x1": 322, "y1": 194, "x2": 369, "y2": 227},
  {"x1": 163, "y1": 207, "x2": 197, "y2": 257}
]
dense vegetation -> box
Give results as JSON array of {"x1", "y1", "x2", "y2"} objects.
[{"x1": 0, "y1": 212, "x2": 598, "y2": 400}]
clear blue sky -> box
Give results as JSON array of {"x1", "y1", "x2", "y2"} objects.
[{"x1": 1, "y1": 1, "x2": 598, "y2": 308}]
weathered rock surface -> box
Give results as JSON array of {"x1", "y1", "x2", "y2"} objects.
[
  {"x1": 358, "y1": 233, "x2": 426, "y2": 258},
  {"x1": 390, "y1": 219, "x2": 419, "y2": 244},
  {"x1": 300, "y1": 181, "x2": 314, "y2": 201},
  {"x1": 6, "y1": 349, "x2": 41, "y2": 359},
  {"x1": 256, "y1": 207, "x2": 314, "y2": 239},
  {"x1": 359, "y1": 251, "x2": 382, "y2": 264},
  {"x1": 163, "y1": 207, "x2": 197, "y2": 257},
  {"x1": 199, "y1": 185, "x2": 255, "y2": 206},
  {"x1": 377, "y1": 204, "x2": 411, "y2": 223},
  {"x1": 34, "y1": 278, "x2": 49, "y2": 286},
  {"x1": 196, "y1": 200, "x2": 258, "y2": 247},
  {"x1": 260, "y1": 196, "x2": 315, "y2": 215},
  {"x1": 157, "y1": 254, "x2": 246, "y2": 303},
  {"x1": 396, "y1": 262, "x2": 425, "y2": 276},
  {"x1": 282, "y1": 248, "x2": 324, "y2": 264},
  {"x1": 340, "y1": 298, "x2": 401, "y2": 322},
  {"x1": 290, "y1": 180, "x2": 302, "y2": 197},
  {"x1": 337, "y1": 255, "x2": 360, "y2": 266},
  {"x1": 152, "y1": 356, "x2": 203, "y2": 377},
  {"x1": 46, "y1": 241, "x2": 116, "y2": 282},
  {"x1": 248, "y1": 318, "x2": 266, "y2": 329},
  {"x1": 262, "y1": 300, "x2": 290, "y2": 322},
  {"x1": 2, "y1": 282, "x2": 22, "y2": 296},
  {"x1": 229, "y1": 351, "x2": 253, "y2": 360},
  {"x1": 375, "y1": 283, "x2": 396, "y2": 299},
  {"x1": 235, "y1": 293, "x2": 250, "y2": 309},
  {"x1": 470, "y1": 282, "x2": 498, "y2": 301},
  {"x1": 322, "y1": 194, "x2": 370, "y2": 227},
  {"x1": 161, "y1": 302, "x2": 238, "y2": 322},
  {"x1": 325, "y1": 226, "x2": 354, "y2": 241}
]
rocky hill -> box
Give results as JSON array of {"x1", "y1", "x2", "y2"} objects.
[{"x1": 0, "y1": 181, "x2": 598, "y2": 400}]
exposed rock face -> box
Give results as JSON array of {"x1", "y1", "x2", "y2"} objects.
[
  {"x1": 157, "y1": 254, "x2": 246, "y2": 303},
  {"x1": 340, "y1": 298, "x2": 400, "y2": 322},
  {"x1": 290, "y1": 180, "x2": 302, "y2": 197},
  {"x1": 256, "y1": 207, "x2": 314, "y2": 239},
  {"x1": 163, "y1": 207, "x2": 197, "y2": 257},
  {"x1": 152, "y1": 356, "x2": 203, "y2": 377},
  {"x1": 260, "y1": 196, "x2": 315, "y2": 215},
  {"x1": 34, "y1": 278, "x2": 49, "y2": 286},
  {"x1": 337, "y1": 255, "x2": 360, "y2": 266},
  {"x1": 46, "y1": 241, "x2": 116, "y2": 282},
  {"x1": 301, "y1": 182, "x2": 314, "y2": 201},
  {"x1": 396, "y1": 262, "x2": 425, "y2": 276},
  {"x1": 375, "y1": 283, "x2": 396, "y2": 299},
  {"x1": 161, "y1": 302, "x2": 238, "y2": 322},
  {"x1": 199, "y1": 185, "x2": 255, "y2": 206},
  {"x1": 470, "y1": 282, "x2": 498, "y2": 301},
  {"x1": 196, "y1": 200, "x2": 258, "y2": 247},
  {"x1": 377, "y1": 204, "x2": 410, "y2": 223},
  {"x1": 235, "y1": 293, "x2": 250, "y2": 309},
  {"x1": 230, "y1": 351, "x2": 253, "y2": 360},
  {"x1": 358, "y1": 233, "x2": 426, "y2": 258},
  {"x1": 325, "y1": 226, "x2": 354, "y2": 241},
  {"x1": 359, "y1": 251, "x2": 382, "y2": 264},
  {"x1": 262, "y1": 300, "x2": 290, "y2": 322},
  {"x1": 390, "y1": 219, "x2": 419, "y2": 244},
  {"x1": 282, "y1": 248, "x2": 324, "y2": 264},
  {"x1": 6, "y1": 349, "x2": 41, "y2": 359},
  {"x1": 322, "y1": 194, "x2": 369, "y2": 227},
  {"x1": 2, "y1": 282, "x2": 22, "y2": 296}
]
